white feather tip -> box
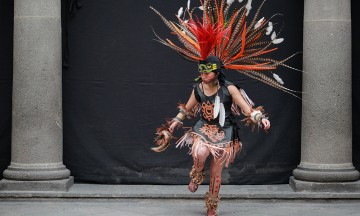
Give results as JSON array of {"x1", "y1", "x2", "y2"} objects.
[
  {"x1": 227, "y1": 0, "x2": 235, "y2": 5},
  {"x1": 272, "y1": 38, "x2": 284, "y2": 44},
  {"x1": 266, "y1": 22, "x2": 273, "y2": 35},
  {"x1": 254, "y1": 17, "x2": 264, "y2": 29},
  {"x1": 271, "y1": 31, "x2": 276, "y2": 40},
  {"x1": 273, "y1": 73, "x2": 284, "y2": 85},
  {"x1": 177, "y1": 7, "x2": 184, "y2": 18},
  {"x1": 245, "y1": 0, "x2": 252, "y2": 16}
]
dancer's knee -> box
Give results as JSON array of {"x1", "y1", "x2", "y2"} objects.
[{"x1": 193, "y1": 145, "x2": 210, "y2": 161}]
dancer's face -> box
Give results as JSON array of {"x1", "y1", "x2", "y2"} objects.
[{"x1": 200, "y1": 72, "x2": 217, "y2": 84}]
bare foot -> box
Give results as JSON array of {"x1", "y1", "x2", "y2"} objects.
[{"x1": 188, "y1": 181, "x2": 198, "y2": 193}]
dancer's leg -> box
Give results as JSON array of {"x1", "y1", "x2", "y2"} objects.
[
  {"x1": 208, "y1": 158, "x2": 225, "y2": 197},
  {"x1": 188, "y1": 144, "x2": 210, "y2": 193},
  {"x1": 193, "y1": 144, "x2": 210, "y2": 171},
  {"x1": 205, "y1": 157, "x2": 225, "y2": 216}
]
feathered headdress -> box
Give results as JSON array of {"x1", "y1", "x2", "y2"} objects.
[{"x1": 150, "y1": 0, "x2": 301, "y2": 97}]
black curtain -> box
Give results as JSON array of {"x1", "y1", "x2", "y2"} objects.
[
  {"x1": 62, "y1": 0, "x2": 303, "y2": 184},
  {"x1": 0, "y1": 1, "x2": 13, "y2": 179}
]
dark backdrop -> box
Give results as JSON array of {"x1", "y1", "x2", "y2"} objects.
[
  {"x1": 61, "y1": 0, "x2": 303, "y2": 184},
  {"x1": 0, "y1": 0, "x2": 358, "y2": 184},
  {"x1": 352, "y1": 0, "x2": 360, "y2": 176},
  {"x1": 0, "y1": 1, "x2": 13, "y2": 179}
]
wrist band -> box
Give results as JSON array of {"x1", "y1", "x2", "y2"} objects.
[
  {"x1": 242, "y1": 106, "x2": 268, "y2": 130},
  {"x1": 176, "y1": 112, "x2": 186, "y2": 121},
  {"x1": 173, "y1": 116, "x2": 184, "y2": 125},
  {"x1": 250, "y1": 110, "x2": 263, "y2": 123}
]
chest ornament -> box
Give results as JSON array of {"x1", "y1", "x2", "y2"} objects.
[{"x1": 201, "y1": 101, "x2": 214, "y2": 121}]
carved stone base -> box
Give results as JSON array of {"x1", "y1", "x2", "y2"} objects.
[
  {"x1": 0, "y1": 177, "x2": 74, "y2": 192},
  {"x1": 289, "y1": 176, "x2": 360, "y2": 192}
]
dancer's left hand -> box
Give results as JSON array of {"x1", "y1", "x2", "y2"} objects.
[{"x1": 261, "y1": 118, "x2": 270, "y2": 130}]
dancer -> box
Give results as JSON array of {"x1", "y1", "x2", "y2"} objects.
[{"x1": 150, "y1": 0, "x2": 299, "y2": 215}]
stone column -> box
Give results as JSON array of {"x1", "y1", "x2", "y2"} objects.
[
  {"x1": 0, "y1": 0, "x2": 73, "y2": 191},
  {"x1": 290, "y1": 0, "x2": 360, "y2": 192}
]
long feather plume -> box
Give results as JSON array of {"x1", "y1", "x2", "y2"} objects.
[{"x1": 150, "y1": 0, "x2": 302, "y2": 98}]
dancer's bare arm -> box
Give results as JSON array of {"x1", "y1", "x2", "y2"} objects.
[
  {"x1": 169, "y1": 90, "x2": 198, "y2": 132},
  {"x1": 227, "y1": 85, "x2": 270, "y2": 130}
]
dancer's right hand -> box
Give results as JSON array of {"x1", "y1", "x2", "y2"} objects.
[{"x1": 168, "y1": 121, "x2": 179, "y2": 133}]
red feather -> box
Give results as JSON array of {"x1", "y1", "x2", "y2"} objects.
[{"x1": 188, "y1": 18, "x2": 228, "y2": 60}]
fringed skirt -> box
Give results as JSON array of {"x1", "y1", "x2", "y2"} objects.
[{"x1": 176, "y1": 119, "x2": 242, "y2": 167}]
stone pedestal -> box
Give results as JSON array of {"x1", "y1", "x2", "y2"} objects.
[
  {"x1": 290, "y1": 0, "x2": 360, "y2": 192},
  {"x1": 0, "y1": 0, "x2": 73, "y2": 191}
]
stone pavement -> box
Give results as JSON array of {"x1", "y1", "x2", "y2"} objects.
[
  {"x1": 1, "y1": 199, "x2": 360, "y2": 216},
  {"x1": 1, "y1": 184, "x2": 360, "y2": 199},
  {"x1": 1, "y1": 184, "x2": 360, "y2": 216}
]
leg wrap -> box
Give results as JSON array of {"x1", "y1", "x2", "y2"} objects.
[
  {"x1": 189, "y1": 165, "x2": 205, "y2": 185},
  {"x1": 205, "y1": 192, "x2": 220, "y2": 215}
]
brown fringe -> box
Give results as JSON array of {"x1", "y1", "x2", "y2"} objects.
[{"x1": 176, "y1": 131, "x2": 242, "y2": 167}]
